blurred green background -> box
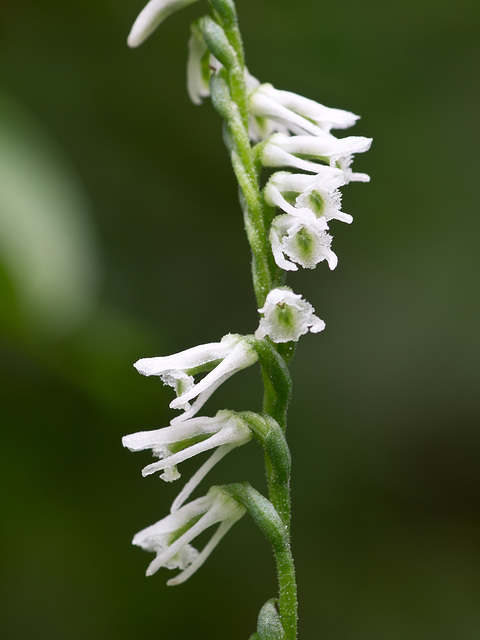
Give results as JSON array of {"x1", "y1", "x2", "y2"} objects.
[{"x1": 1, "y1": 0, "x2": 479, "y2": 638}]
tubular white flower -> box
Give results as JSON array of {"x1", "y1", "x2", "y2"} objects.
[
  {"x1": 132, "y1": 486, "x2": 245, "y2": 584},
  {"x1": 134, "y1": 334, "x2": 258, "y2": 422},
  {"x1": 270, "y1": 212, "x2": 338, "y2": 272},
  {"x1": 262, "y1": 132, "x2": 372, "y2": 177},
  {"x1": 265, "y1": 169, "x2": 353, "y2": 225},
  {"x1": 249, "y1": 83, "x2": 359, "y2": 139},
  {"x1": 255, "y1": 288, "x2": 325, "y2": 343},
  {"x1": 128, "y1": 0, "x2": 200, "y2": 48},
  {"x1": 122, "y1": 410, "x2": 251, "y2": 481}
]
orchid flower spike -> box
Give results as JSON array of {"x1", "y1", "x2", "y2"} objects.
[
  {"x1": 128, "y1": 0, "x2": 200, "y2": 48},
  {"x1": 122, "y1": 410, "x2": 251, "y2": 482},
  {"x1": 270, "y1": 211, "x2": 338, "y2": 272},
  {"x1": 249, "y1": 83, "x2": 359, "y2": 140},
  {"x1": 132, "y1": 486, "x2": 245, "y2": 584},
  {"x1": 256, "y1": 288, "x2": 325, "y2": 343},
  {"x1": 134, "y1": 334, "x2": 258, "y2": 422},
  {"x1": 265, "y1": 169, "x2": 353, "y2": 225},
  {"x1": 262, "y1": 132, "x2": 372, "y2": 182}
]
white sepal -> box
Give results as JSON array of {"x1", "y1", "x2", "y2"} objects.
[
  {"x1": 128, "y1": 0, "x2": 200, "y2": 48},
  {"x1": 249, "y1": 83, "x2": 359, "y2": 138},
  {"x1": 262, "y1": 132, "x2": 372, "y2": 173},
  {"x1": 132, "y1": 486, "x2": 245, "y2": 582},
  {"x1": 255, "y1": 288, "x2": 325, "y2": 343},
  {"x1": 134, "y1": 334, "x2": 257, "y2": 421}
]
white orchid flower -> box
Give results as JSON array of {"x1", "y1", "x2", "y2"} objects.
[
  {"x1": 128, "y1": 0, "x2": 200, "y2": 48},
  {"x1": 270, "y1": 211, "x2": 338, "y2": 272},
  {"x1": 262, "y1": 132, "x2": 372, "y2": 181},
  {"x1": 255, "y1": 288, "x2": 325, "y2": 343},
  {"x1": 122, "y1": 409, "x2": 251, "y2": 485},
  {"x1": 249, "y1": 83, "x2": 359, "y2": 139},
  {"x1": 132, "y1": 486, "x2": 245, "y2": 584},
  {"x1": 265, "y1": 168, "x2": 353, "y2": 225},
  {"x1": 134, "y1": 334, "x2": 257, "y2": 423}
]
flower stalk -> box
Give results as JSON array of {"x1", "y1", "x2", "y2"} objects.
[{"x1": 123, "y1": 0, "x2": 370, "y2": 638}]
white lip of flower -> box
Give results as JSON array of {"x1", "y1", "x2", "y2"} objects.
[
  {"x1": 337, "y1": 155, "x2": 371, "y2": 184},
  {"x1": 127, "y1": 0, "x2": 200, "y2": 48},
  {"x1": 262, "y1": 132, "x2": 372, "y2": 178},
  {"x1": 249, "y1": 83, "x2": 359, "y2": 139},
  {"x1": 122, "y1": 410, "x2": 251, "y2": 482},
  {"x1": 255, "y1": 288, "x2": 325, "y2": 343},
  {"x1": 132, "y1": 486, "x2": 245, "y2": 584},
  {"x1": 265, "y1": 169, "x2": 353, "y2": 225},
  {"x1": 187, "y1": 27, "x2": 221, "y2": 106},
  {"x1": 270, "y1": 212, "x2": 338, "y2": 272},
  {"x1": 134, "y1": 334, "x2": 258, "y2": 423}
]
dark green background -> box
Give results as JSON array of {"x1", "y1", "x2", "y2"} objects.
[{"x1": 1, "y1": 1, "x2": 479, "y2": 638}]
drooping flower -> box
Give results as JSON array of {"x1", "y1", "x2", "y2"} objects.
[
  {"x1": 264, "y1": 169, "x2": 353, "y2": 225},
  {"x1": 132, "y1": 486, "x2": 245, "y2": 584},
  {"x1": 262, "y1": 132, "x2": 372, "y2": 182},
  {"x1": 255, "y1": 288, "x2": 325, "y2": 343},
  {"x1": 122, "y1": 410, "x2": 251, "y2": 482},
  {"x1": 270, "y1": 211, "x2": 338, "y2": 272},
  {"x1": 134, "y1": 334, "x2": 257, "y2": 422},
  {"x1": 249, "y1": 83, "x2": 359, "y2": 139},
  {"x1": 128, "y1": 0, "x2": 200, "y2": 48}
]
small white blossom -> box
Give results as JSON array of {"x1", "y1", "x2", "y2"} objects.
[
  {"x1": 265, "y1": 169, "x2": 353, "y2": 225},
  {"x1": 134, "y1": 334, "x2": 257, "y2": 422},
  {"x1": 270, "y1": 211, "x2": 337, "y2": 272},
  {"x1": 132, "y1": 486, "x2": 245, "y2": 584},
  {"x1": 249, "y1": 83, "x2": 359, "y2": 140},
  {"x1": 262, "y1": 132, "x2": 372, "y2": 181},
  {"x1": 128, "y1": 0, "x2": 200, "y2": 48},
  {"x1": 256, "y1": 288, "x2": 325, "y2": 343},
  {"x1": 122, "y1": 410, "x2": 251, "y2": 481}
]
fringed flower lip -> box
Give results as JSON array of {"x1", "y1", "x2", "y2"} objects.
[
  {"x1": 134, "y1": 334, "x2": 258, "y2": 423},
  {"x1": 270, "y1": 212, "x2": 338, "y2": 272},
  {"x1": 132, "y1": 486, "x2": 245, "y2": 584},
  {"x1": 255, "y1": 288, "x2": 325, "y2": 343},
  {"x1": 264, "y1": 169, "x2": 353, "y2": 225}
]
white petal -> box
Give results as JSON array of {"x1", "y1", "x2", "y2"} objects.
[
  {"x1": 167, "y1": 519, "x2": 236, "y2": 585},
  {"x1": 171, "y1": 445, "x2": 234, "y2": 512},
  {"x1": 250, "y1": 90, "x2": 325, "y2": 137},
  {"x1": 326, "y1": 248, "x2": 338, "y2": 270},
  {"x1": 186, "y1": 29, "x2": 210, "y2": 106},
  {"x1": 141, "y1": 423, "x2": 250, "y2": 477},
  {"x1": 134, "y1": 334, "x2": 240, "y2": 377},
  {"x1": 270, "y1": 221, "x2": 298, "y2": 272},
  {"x1": 170, "y1": 339, "x2": 257, "y2": 408},
  {"x1": 259, "y1": 85, "x2": 359, "y2": 131},
  {"x1": 128, "y1": 0, "x2": 200, "y2": 48}
]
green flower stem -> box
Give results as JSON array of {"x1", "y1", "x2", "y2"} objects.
[
  {"x1": 240, "y1": 412, "x2": 291, "y2": 531},
  {"x1": 225, "y1": 483, "x2": 298, "y2": 640},
  {"x1": 203, "y1": 7, "x2": 298, "y2": 637},
  {"x1": 274, "y1": 544, "x2": 297, "y2": 640}
]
